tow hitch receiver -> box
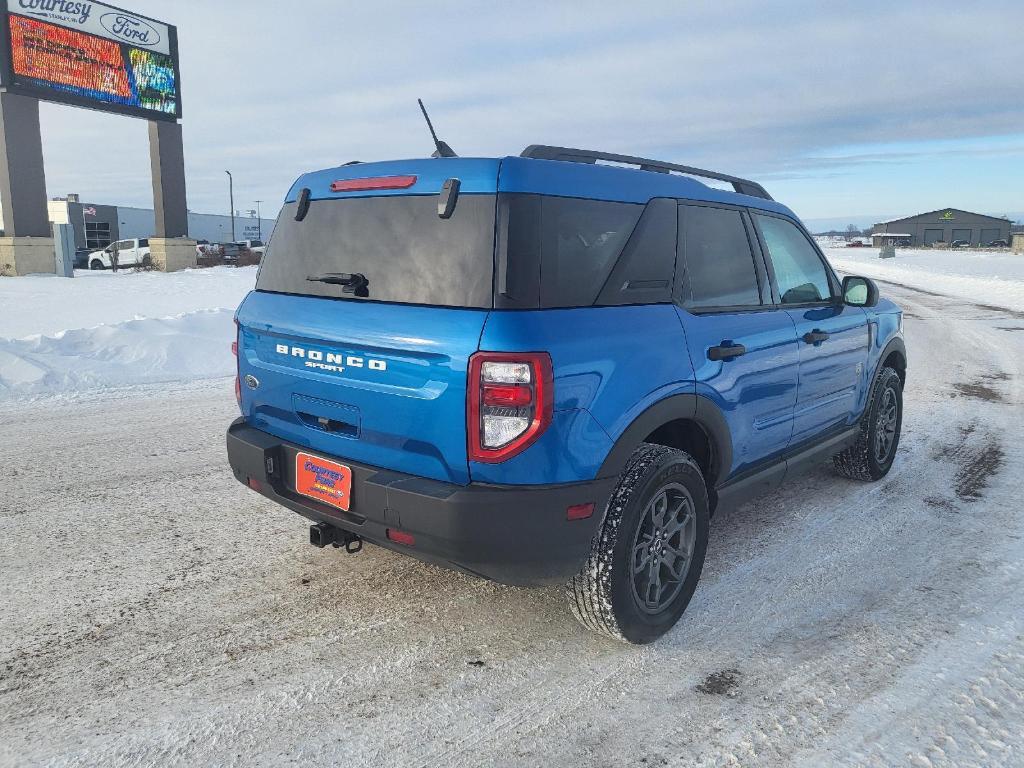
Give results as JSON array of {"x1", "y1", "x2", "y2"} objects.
[{"x1": 309, "y1": 522, "x2": 363, "y2": 553}]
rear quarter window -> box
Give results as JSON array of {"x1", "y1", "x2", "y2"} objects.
[{"x1": 497, "y1": 194, "x2": 647, "y2": 308}]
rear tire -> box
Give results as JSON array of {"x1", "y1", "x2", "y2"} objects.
[
  {"x1": 833, "y1": 366, "x2": 903, "y2": 481},
  {"x1": 90, "y1": 259, "x2": 104, "y2": 270},
  {"x1": 567, "y1": 443, "x2": 709, "y2": 644}
]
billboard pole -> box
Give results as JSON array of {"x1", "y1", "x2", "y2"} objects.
[
  {"x1": 0, "y1": 92, "x2": 54, "y2": 275},
  {"x1": 149, "y1": 120, "x2": 188, "y2": 238}
]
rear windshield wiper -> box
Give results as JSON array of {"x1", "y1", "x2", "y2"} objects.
[{"x1": 306, "y1": 272, "x2": 369, "y2": 297}]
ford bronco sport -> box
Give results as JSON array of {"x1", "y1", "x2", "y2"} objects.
[{"x1": 227, "y1": 145, "x2": 906, "y2": 644}]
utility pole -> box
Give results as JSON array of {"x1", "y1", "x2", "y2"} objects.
[
  {"x1": 225, "y1": 170, "x2": 235, "y2": 241},
  {"x1": 254, "y1": 200, "x2": 263, "y2": 240}
]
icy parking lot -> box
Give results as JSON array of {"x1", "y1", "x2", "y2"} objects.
[{"x1": 1, "y1": 264, "x2": 1023, "y2": 766}]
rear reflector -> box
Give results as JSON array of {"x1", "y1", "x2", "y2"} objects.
[
  {"x1": 566, "y1": 502, "x2": 595, "y2": 521},
  {"x1": 247, "y1": 477, "x2": 262, "y2": 492},
  {"x1": 386, "y1": 528, "x2": 415, "y2": 546},
  {"x1": 330, "y1": 175, "x2": 417, "y2": 193}
]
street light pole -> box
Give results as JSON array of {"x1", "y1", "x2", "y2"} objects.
[
  {"x1": 254, "y1": 200, "x2": 263, "y2": 240},
  {"x1": 225, "y1": 170, "x2": 235, "y2": 241}
]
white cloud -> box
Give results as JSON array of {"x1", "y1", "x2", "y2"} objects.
[{"x1": 32, "y1": 0, "x2": 1024, "y2": 219}]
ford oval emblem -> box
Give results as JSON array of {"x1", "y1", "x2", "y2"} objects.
[
  {"x1": 244, "y1": 375, "x2": 260, "y2": 390},
  {"x1": 100, "y1": 13, "x2": 162, "y2": 48}
]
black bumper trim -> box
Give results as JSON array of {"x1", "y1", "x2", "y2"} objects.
[{"x1": 226, "y1": 418, "x2": 615, "y2": 586}]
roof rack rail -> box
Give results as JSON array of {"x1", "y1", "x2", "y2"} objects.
[{"x1": 520, "y1": 145, "x2": 773, "y2": 201}]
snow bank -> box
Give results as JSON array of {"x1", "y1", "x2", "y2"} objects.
[
  {"x1": 0, "y1": 266, "x2": 256, "y2": 339},
  {"x1": 0, "y1": 266, "x2": 255, "y2": 401},
  {"x1": 825, "y1": 247, "x2": 1024, "y2": 312},
  {"x1": 0, "y1": 309, "x2": 236, "y2": 400}
]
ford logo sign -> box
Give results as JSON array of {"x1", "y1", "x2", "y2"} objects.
[{"x1": 100, "y1": 12, "x2": 161, "y2": 47}]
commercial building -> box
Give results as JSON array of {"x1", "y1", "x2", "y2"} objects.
[
  {"x1": 44, "y1": 196, "x2": 276, "y2": 252},
  {"x1": 1, "y1": 196, "x2": 275, "y2": 252},
  {"x1": 871, "y1": 208, "x2": 1011, "y2": 247}
]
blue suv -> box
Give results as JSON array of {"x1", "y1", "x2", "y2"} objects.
[{"x1": 226, "y1": 145, "x2": 906, "y2": 643}]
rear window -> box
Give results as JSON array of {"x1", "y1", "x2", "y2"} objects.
[{"x1": 256, "y1": 194, "x2": 496, "y2": 308}]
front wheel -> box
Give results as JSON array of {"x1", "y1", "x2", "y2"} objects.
[
  {"x1": 90, "y1": 259, "x2": 105, "y2": 270},
  {"x1": 833, "y1": 366, "x2": 903, "y2": 481},
  {"x1": 567, "y1": 443, "x2": 709, "y2": 644}
]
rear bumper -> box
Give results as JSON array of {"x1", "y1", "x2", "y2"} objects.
[{"x1": 226, "y1": 418, "x2": 615, "y2": 586}]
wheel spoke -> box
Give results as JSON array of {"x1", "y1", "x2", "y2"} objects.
[
  {"x1": 651, "y1": 492, "x2": 669, "y2": 527},
  {"x1": 664, "y1": 505, "x2": 692, "y2": 537},
  {"x1": 632, "y1": 536, "x2": 654, "y2": 574},
  {"x1": 661, "y1": 545, "x2": 689, "y2": 580},
  {"x1": 645, "y1": 558, "x2": 663, "y2": 607}
]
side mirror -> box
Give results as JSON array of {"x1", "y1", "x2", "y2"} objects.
[{"x1": 842, "y1": 275, "x2": 879, "y2": 307}]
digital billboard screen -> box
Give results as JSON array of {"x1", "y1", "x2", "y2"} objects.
[{"x1": 0, "y1": 1, "x2": 180, "y2": 121}]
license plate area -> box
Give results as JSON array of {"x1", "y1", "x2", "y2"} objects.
[{"x1": 294, "y1": 451, "x2": 353, "y2": 512}]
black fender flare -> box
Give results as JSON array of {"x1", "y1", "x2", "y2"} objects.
[
  {"x1": 874, "y1": 334, "x2": 907, "y2": 386},
  {"x1": 596, "y1": 393, "x2": 732, "y2": 487}
]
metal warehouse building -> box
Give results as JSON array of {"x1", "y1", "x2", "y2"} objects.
[
  {"x1": 871, "y1": 208, "x2": 1011, "y2": 247},
  {"x1": 44, "y1": 197, "x2": 276, "y2": 252}
]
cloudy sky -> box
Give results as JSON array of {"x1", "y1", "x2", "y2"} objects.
[{"x1": 30, "y1": 0, "x2": 1024, "y2": 227}]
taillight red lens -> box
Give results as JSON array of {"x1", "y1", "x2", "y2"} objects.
[
  {"x1": 330, "y1": 175, "x2": 417, "y2": 192},
  {"x1": 482, "y1": 383, "x2": 533, "y2": 407},
  {"x1": 468, "y1": 352, "x2": 553, "y2": 463}
]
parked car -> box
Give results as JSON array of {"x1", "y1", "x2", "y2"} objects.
[
  {"x1": 845, "y1": 240, "x2": 866, "y2": 247},
  {"x1": 220, "y1": 242, "x2": 244, "y2": 261},
  {"x1": 951, "y1": 239, "x2": 970, "y2": 248},
  {"x1": 234, "y1": 239, "x2": 266, "y2": 256},
  {"x1": 226, "y1": 146, "x2": 906, "y2": 644},
  {"x1": 87, "y1": 238, "x2": 151, "y2": 269},
  {"x1": 73, "y1": 247, "x2": 91, "y2": 269},
  {"x1": 987, "y1": 239, "x2": 1009, "y2": 248}
]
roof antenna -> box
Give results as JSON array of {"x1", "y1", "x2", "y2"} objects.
[{"x1": 417, "y1": 98, "x2": 457, "y2": 158}]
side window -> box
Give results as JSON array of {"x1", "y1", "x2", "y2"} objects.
[
  {"x1": 138, "y1": 238, "x2": 149, "y2": 247},
  {"x1": 499, "y1": 194, "x2": 644, "y2": 308},
  {"x1": 595, "y1": 198, "x2": 677, "y2": 306},
  {"x1": 755, "y1": 214, "x2": 832, "y2": 304},
  {"x1": 680, "y1": 205, "x2": 761, "y2": 309}
]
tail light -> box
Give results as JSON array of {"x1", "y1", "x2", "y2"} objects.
[
  {"x1": 233, "y1": 321, "x2": 241, "y2": 405},
  {"x1": 468, "y1": 352, "x2": 553, "y2": 463}
]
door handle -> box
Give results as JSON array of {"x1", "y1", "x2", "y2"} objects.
[
  {"x1": 802, "y1": 330, "x2": 830, "y2": 344},
  {"x1": 708, "y1": 342, "x2": 746, "y2": 361}
]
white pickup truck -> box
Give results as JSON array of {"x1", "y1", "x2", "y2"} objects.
[{"x1": 87, "y1": 238, "x2": 151, "y2": 270}]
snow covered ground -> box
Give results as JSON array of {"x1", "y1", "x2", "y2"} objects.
[
  {"x1": 0, "y1": 279, "x2": 1021, "y2": 767},
  {"x1": 0, "y1": 267, "x2": 255, "y2": 401},
  {"x1": 1, "y1": 251, "x2": 1023, "y2": 767},
  {"x1": 825, "y1": 247, "x2": 1024, "y2": 312}
]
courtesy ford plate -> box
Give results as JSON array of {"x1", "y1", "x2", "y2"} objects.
[{"x1": 295, "y1": 452, "x2": 352, "y2": 512}]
